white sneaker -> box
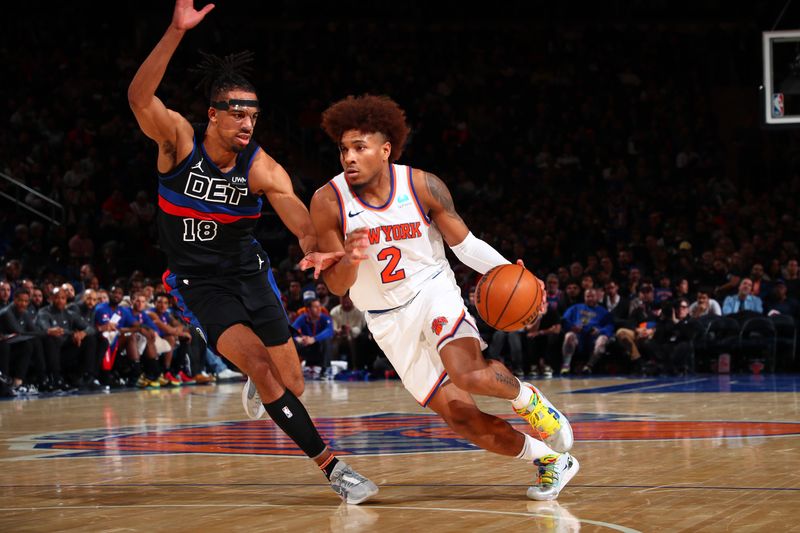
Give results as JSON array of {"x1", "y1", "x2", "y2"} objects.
[
  {"x1": 527, "y1": 453, "x2": 579, "y2": 501},
  {"x1": 515, "y1": 383, "x2": 574, "y2": 453},
  {"x1": 241, "y1": 377, "x2": 266, "y2": 420},
  {"x1": 329, "y1": 460, "x2": 379, "y2": 504},
  {"x1": 217, "y1": 368, "x2": 244, "y2": 381}
]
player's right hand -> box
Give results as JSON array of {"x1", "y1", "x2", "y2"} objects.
[
  {"x1": 342, "y1": 228, "x2": 370, "y2": 266},
  {"x1": 300, "y1": 251, "x2": 346, "y2": 280},
  {"x1": 536, "y1": 278, "x2": 547, "y2": 315},
  {"x1": 172, "y1": 0, "x2": 215, "y2": 32},
  {"x1": 517, "y1": 259, "x2": 547, "y2": 316}
]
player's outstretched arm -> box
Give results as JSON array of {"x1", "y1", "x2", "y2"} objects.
[
  {"x1": 309, "y1": 186, "x2": 369, "y2": 296},
  {"x1": 251, "y1": 153, "x2": 343, "y2": 279},
  {"x1": 128, "y1": 1, "x2": 213, "y2": 157},
  {"x1": 415, "y1": 169, "x2": 509, "y2": 274}
]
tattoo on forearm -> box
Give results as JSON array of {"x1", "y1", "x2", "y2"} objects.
[
  {"x1": 494, "y1": 371, "x2": 517, "y2": 387},
  {"x1": 425, "y1": 171, "x2": 464, "y2": 222}
]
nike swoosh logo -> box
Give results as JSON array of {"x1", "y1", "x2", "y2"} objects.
[{"x1": 348, "y1": 210, "x2": 365, "y2": 217}]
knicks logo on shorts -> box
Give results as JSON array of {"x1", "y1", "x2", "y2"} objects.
[{"x1": 431, "y1": 316, "x2": 449, "y2": 335}]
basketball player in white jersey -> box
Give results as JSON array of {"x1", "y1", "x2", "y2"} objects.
[{"x1": 309, "y1": 94, "x2": 579, "y2": 500}]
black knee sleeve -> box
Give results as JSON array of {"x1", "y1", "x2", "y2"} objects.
[{"x1": 263, "y1": 389, "x2": 326, "y2": 458}]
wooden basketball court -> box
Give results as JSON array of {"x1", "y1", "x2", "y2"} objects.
[{"x1": 2, "y1": 375, "x2": 799, "y2": 532}]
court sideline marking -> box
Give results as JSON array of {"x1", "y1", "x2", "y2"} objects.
[
  {"x1": 0, "y1": 502, "x2": 641, "y2": 532},
  {"x1": 2, "y1": 482, "x2": 798, "y2": 491}
]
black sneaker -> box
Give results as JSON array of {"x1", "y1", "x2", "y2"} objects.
[
  {"x1": 52, "y1": 377, "x2": 74, "y2": 392},
  {"x1": 81, "y1": 376, "x2": 110, "y2": 392}
]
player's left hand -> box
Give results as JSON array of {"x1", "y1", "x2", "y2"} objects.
[
  {"x1": 299, "y1": 251, "x2": 345, "y2": 279},
  {"x1": 516, "y1": 259, "x2": 547, "y2": 316},
  {"x1": 172, "y1": 0, "x2": 215, "y2": 32}
]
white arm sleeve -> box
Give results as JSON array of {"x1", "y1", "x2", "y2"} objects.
[{"x1": 449, "y1": 232, "x2": 511, "y2": 274}]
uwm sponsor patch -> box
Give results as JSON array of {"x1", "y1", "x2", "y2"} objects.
[{"x1": 8, "y1": 412, "x2": 800, "y2": 459}]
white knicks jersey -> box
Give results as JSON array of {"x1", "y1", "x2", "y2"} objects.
[{"x1": 328, "y1": 164, "x2": 451, "y2": 311}]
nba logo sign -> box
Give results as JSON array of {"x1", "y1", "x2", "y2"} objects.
[{"x1": 772, "y1": 93, "x2": 785, "y2": 118}]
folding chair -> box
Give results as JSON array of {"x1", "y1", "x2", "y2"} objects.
[
  {"x1": 739, "y1": 316, "x2": 777, "y2": 372},
  {"x1": 696, "y1": 316, "x2": 740, "y2": 372},
  {"x1": 769, "y1": 314, "x2": 797, "y2": 368},
  {"x1": 706, "y1": 316, "x2": 741, "y2": 352}
]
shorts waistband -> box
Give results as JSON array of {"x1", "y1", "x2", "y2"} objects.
[{"x1": 367, "y1": 291, "x2": 420, "y2": 315}]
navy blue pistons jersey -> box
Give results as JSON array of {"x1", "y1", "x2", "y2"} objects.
[{"x1": 157, "y1": 124, "x2": 267, "y2": 277}]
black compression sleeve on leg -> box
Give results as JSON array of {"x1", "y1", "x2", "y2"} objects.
[{"x1": 263, "y1": 389, "x2": 327, "y2": 459}]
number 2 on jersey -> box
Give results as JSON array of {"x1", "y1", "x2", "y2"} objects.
[{"x1": 377, "y1": 246, "x2": 406, "y2": 283}]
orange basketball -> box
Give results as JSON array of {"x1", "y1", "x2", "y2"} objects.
[{"x1": 474, "y1": 264, "x2": 544, "y2": 332}]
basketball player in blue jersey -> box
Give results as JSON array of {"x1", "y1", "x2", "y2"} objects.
[
  {"x1": 309, "y1": 95, "x2": 579, "y2": 501},
  {"x1": 127, "y1": 0, "x2": 377, "y2": 504}
]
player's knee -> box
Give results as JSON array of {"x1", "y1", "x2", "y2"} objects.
[
  {"x1": 444, "y1": 407, "x2": 473, "y2": 435},
  {"x1": 244, "y1": 357, "x2": 272, "y2": 384},
  {"x1": 287, "y1": 376, "x2": 305, "y2": 397},
  {"x1": 445, "y1": 408, "x2": 490, "y2": 444},
  {"x1": 447, "y1": 368, "x2": 482, "y2": 393}
]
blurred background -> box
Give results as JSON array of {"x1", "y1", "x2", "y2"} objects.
[{"x1": 2, "y1": 1, "x2": 800, "y2": 383}]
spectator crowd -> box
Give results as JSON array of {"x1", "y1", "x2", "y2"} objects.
[{"x1": 2, "y1": 4, "x2": 800, "y2": 394}]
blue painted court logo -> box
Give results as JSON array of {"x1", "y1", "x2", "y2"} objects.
[{"x1": 8, "y1": 412, "x2": 800, "y2": 460}]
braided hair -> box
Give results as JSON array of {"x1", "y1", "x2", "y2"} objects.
[{"x1": 189, "y1": 50, "x2": 257, "y2": 103}]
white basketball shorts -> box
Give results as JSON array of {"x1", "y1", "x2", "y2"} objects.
[{"x1": 365, "y1": 270, "x2": 486, "y2": 406}]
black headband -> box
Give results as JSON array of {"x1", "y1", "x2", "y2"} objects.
[{"x1": 210, "y1": 98, "x2": 260, "y2": 110}]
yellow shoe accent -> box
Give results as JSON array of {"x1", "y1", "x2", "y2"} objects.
[
  {"x1": 528, "y1": 453, "x2": 579, "y2": 501},
  {"x1": 515, "y1": 386, "x2": 561, "y2": 440},
  {"x1": 533, "y1": 454, "x2": 560, "y2": 486}
]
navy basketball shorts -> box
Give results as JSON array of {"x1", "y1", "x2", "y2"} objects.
[{"x1": 165, "y1": 269, "x2": 290, "y2": 351}]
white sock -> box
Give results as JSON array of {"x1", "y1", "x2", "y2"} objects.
[
  {"x1": 516, "y1": 433, "x2": 556, "y2": 461},
  {"x1": 510, "y1": 378, "x2": 534, "y2": 410}
]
